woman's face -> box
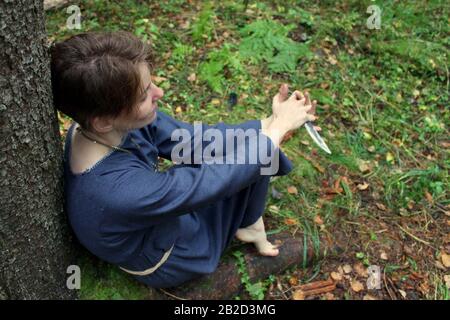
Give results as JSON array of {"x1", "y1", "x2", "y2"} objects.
[{"x1": 115, "y1": 62, "x2": 164, "y2": 130}]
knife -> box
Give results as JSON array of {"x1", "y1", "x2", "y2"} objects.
[
  {"x1": 285, "y1": 89, "x2": 331, "y2": 154},
  {"x1": 304, "y1": 121, "x2": 331, "y2": 154}
]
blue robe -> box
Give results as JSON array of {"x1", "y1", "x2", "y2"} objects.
[{"x1": 63, "y1": 111, "x2": 293, "y2": 288}]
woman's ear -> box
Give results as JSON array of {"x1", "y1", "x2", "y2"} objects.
[{"x1": 91, "y1": 116, "x2": 114, "y2": 133}]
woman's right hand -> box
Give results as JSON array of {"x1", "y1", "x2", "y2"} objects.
[{"x1": 271, "y1": 89, "x2": 317, "y2": 132}]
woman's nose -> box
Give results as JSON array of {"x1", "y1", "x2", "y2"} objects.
[{"x1": 154, "y1": 86, "x2": 164, "y2": 99}]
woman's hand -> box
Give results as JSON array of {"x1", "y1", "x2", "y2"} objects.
[
  {"x1": 271, "y1": 89, "x2": 316, "y2": 131},
  {"x1": 272, "y1": 83, "x2": 321, "y2": 131}
]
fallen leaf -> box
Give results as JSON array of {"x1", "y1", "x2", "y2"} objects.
[
  {"x1": 354, "y1": 262, "x2": 368, "y2": 277},
  {"x1": 418, "y1": 281, "x2": 430, "y2": 295},
  {"x1": 292, "y1": 290, "x2": 305, "y2": 300},
  {"x1": 330, "y1": 272, "x2": 343, "y2": 281},
  {"x1": 323, "y1": 292, "x2": 335, "y2": 300},
  {"x1": 343, "y1": 264, "x2": 353, "y2": 274},
  {"x1": 357, "y1": 159, "x2": 372, "y2": 173},
  {"x1": 435, "y1": 260, "x2": 447, "y2": 271},
  {"x1": 351, "y1": 280, "x2": 364, "y2": 293},
  {"x1": 444, "y1": 275, "x2": 450, "y2": 289},
  {"x1": 375, "y1": 202, "x2": 387, "y2": 211},
  {"x1": 357, "y1": 182, "x2": 369, "y2": 191},
  {"x1": 268, "y1": 205, "x2": 280, "y2": 214},
  {"x1": 424, "y1": 191, "x2": 433, "y2": 204},
  {"x1": 398, "y1": 289, "x2": 407, "y2": 298},
  {"x1": 287, "y1": 186, "x2": 298, "y2": 195},
  {"x1": 363, "y1": 294, "x2": 377, "y2": 300},
  {"x1": 300, "y1": 140, "x2": 310, "y2": 146},
  {"x1": 314, "y1": 215, "x2": 324, "y2": 226},
  {"x1": 327, "y1": 55, "x2": 338, "y2": 65},
  {"x1": 210, "y1": 98, "x2": 221, "y2": 106},
  {"x1": 441, "y1": 252, "x2": 450, "y2": 268},
  {"x1": 175, "y1": 106, "x2": 182, "y2": 114},
  {"x1": 151, "y1": 75, "x2": 167, "y2": 83},
  {"x1": 386, "y1": 152, "x2": 395, "y2": 163},
  {"x1": 284, "y1": 218, "x2": 298, "y2": 226},
  {"x1": 380, "y1": 251, "x2": 389, "y2": 261},
  {"x1": 187, "y1": 73, "x2": 196, "y2": 82},
  {"x1": 289, "y1": 276, "x2": 299, "y2": 286}
]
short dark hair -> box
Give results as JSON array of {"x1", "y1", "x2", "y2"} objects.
[{"x1": 50, "y1": 31, "x2": 153, "y2": 131}]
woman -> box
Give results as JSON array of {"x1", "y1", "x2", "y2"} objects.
[{"x1": 51, "y1": 31, "x2": 318, "y2": 288}]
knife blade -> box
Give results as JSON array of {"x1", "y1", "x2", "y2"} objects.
[{"x1": 304, "y1": 121, "x2": 332, "y2": 154}]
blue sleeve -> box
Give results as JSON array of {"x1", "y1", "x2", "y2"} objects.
[
  {"x1": 147, "y1": 110, "x2": 262, "y2": 159},
  {"x1": 102, "y1": 132, "x2": 282, "y2": 232},
  {"x1": 146, "y1": 110, "x2": 293, "y2": 176}
]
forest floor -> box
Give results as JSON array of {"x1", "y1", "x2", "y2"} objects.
[{"x1": 46, "y1": 0, "x2": 449, "y2": 300}]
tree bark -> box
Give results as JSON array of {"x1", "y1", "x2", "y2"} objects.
[{"x1": 0, "y1": 0, "x2": 77, "y2": 299}]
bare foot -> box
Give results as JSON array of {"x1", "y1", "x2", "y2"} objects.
[{"x1": 235, "y1": 217, "x2": 280, "y2": 257}]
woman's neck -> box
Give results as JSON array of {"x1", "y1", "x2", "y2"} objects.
[{"x1": 77, "y1": 124, "x2": 128, "y2": 149}]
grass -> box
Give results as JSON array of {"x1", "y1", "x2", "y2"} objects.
[{"x1": 47, "y1": 0, "x2": 449, "y2": 300}]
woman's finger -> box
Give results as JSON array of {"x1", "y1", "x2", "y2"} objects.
[
  {"x1": 307, "y1": 100, "x2": 317, "y2": 114},
  {"x1": 304, "y1": 91, "x2": 311, "y2": 106},
  {"x1": 289, "y1": 90, "x2": 304, "y2": 101},
  {"x1": 278, "y1": 83, "x2": 289, "y2": 102}
]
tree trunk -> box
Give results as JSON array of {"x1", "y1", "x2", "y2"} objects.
[{"x1": 0, "y1": 0, "x2": 77, "y2": 299}]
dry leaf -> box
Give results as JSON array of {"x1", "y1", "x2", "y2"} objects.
[
  {"x1": 151, "y1": 75, "x2": 167, "y2": 84},
  {"x1": 300, "y1": 140, "x2": 310, "y2": 146},
  {"x1": 287, "y1": 186, "x2": 298, "y2": 195},
  {"x1": 187, "y1": 73, "x2": 196, "y2": 82},
  {"x1": 424, "y1": 191, "x2": 433, "y2": 204},
  {"x1": 444, "y1": 275, "x2": 450, "y2": 289},
  {"x1": 327, "y1": 55, "x2": 338, "y2": 65},
  {"x1": 441, "y1": 252, "x2": 450, "y2": 268},
  {"x1": 330, "y1": 272, "x2": 343, "y2": 281},
  {"x1": 292, "y1": 290, "x2": 305, "y2": 300},
  {"x1": 343, "y1": 264, "x2": 353, "y2": 274},
  {"x1": 354, "y1": 262, "x2": 368, "y2": 277},
  {"x1": 314, "y1": 215, "x2": 324, "y2": 226},
  {"x1": 284, "y1": 218, "x2": 298, "y2": 226},
  {"x1": 375, "y1": 202, "x2": 387, "y2": 211},
  {"x1": 380, "y1": 251, "x2": 389, "y2": 261},
  {"x1": 435, "y1": 260, "x2": 447, "y2": 271},
  {"x1": 363, "y1": 294, "x2": 377, "y2": 300},
  {"x1": 357, "y1": 159, "x2": 372, "y2": 173},
  {"x1": 351, "y1": 280, "x2": 364, "y2": 292},
  {"x1": 289, "y1": 276, "x2": 299, "y2": 286},
  {"x1": 398, "y1": 289, "x2": 407, "y2": 298},
  {"x1": 357, "y1": 182, "x2": 369, "y2": 191},
  {"x1": 268, "y1": 205, "x2": 280, "y2": 214},
  {"x1": 323, "y1": 292, "x2": 335, "y2": 300},
  {"x1": 210, "y1": 98, "x2": 221, "y2": 106},
  {"x1": 386, "y1": 152, "x2": 395, "y2": 163}
]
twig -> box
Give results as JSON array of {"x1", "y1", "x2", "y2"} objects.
[
  {"x1": 395, "y1": 223, "x2": 435, "y2": 249},
  {"x1": 158, "y1": 288, "x2": 189, "y2": 300},
  {"x1": 383, "y1": 271, "x2": 396, "y2": 300}
]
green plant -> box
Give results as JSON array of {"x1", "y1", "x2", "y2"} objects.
[
  {"x1": 198, "y1": 43, "x2": 244, "y2": 94},
  {"x1": 233, "y1": 250, "x2": 272, "y2": 300},
  {"x1": 238, "y1": 19, "x2": 312, "y2": 73},
  {"x1": 191, "y1": 3, "x2": 215, "y2": 43}
]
